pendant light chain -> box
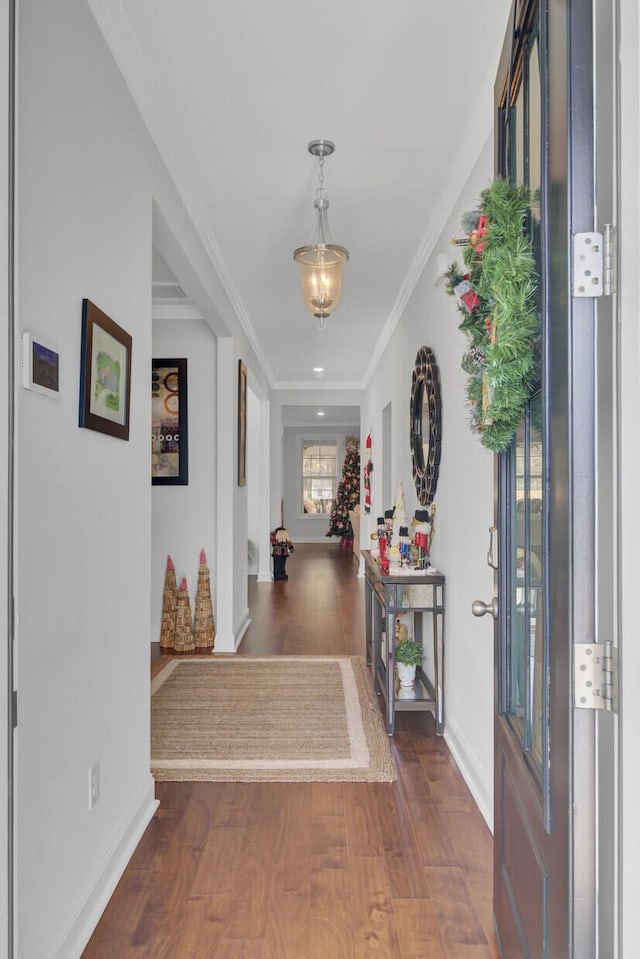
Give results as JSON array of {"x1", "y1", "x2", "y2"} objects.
[{"x1": 316, "y1": 153, "x2": 327, "y2": 203}]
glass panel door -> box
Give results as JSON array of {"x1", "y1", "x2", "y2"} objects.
[{"x1": 501, "y1": 24, "x2": 548, "y2": 795}]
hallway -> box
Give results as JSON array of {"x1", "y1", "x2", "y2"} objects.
[{"x1": 82, "y1": 544, "x2": 498, "y2": 958}]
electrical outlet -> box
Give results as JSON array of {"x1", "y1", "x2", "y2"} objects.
[{"x1": 89, "y1": 762, "x2": 100, "y2": 810}]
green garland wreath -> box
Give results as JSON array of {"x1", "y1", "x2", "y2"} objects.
[{"x1": 445, "y1": 178, "x2": 539, "y2": 453}]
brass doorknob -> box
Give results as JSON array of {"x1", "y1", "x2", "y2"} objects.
[{"x1": 472, "y1": 597, "x2": 498, "y2": 620}]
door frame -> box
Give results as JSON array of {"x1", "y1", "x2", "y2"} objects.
[
  {"x1": 617, "y1": 1, "x2": 639, "y2": 953},
  {"x1": 2, "y1": 0, "x2": 15, "y2": 954},
  {"x1": 567, "y1": 1, "x2": 600, "y2": 952}
]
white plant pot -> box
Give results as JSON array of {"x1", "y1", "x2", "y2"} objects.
[{"x1": 397, "y1": 662, "x2": 417, "y2": 688}]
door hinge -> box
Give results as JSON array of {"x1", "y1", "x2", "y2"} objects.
[
  {"x1": 572, "y1": 226, "x2": 615, "y2": 298},
  {"x1": 574, "y1": 641, "x2": 618, "y2": 712}
]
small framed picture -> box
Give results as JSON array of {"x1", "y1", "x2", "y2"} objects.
[
  {"x1": 22, "y1": 332, "x2": 60, "y2": 398},
  {"x1": 79, "y1": 299, "x2": 132, "y2": 441}
]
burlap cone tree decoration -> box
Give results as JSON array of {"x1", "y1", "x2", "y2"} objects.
[
  {"x1": 174, "y1": 576, "x2": 195, "y2": 652},
  {"x1": 159, "y1": 555, "x2": 177, "y2": 649},
  {"x1": 194, "y1": 549, "x2": 215, "y2": 650}
]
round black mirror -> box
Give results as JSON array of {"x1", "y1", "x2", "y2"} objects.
[{"x1": 410, "y1": 346, "x2": 441, "y2": 505}]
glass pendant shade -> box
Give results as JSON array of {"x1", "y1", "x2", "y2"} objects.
[{"x1": 294, "y1": 242, "x2": 349, "y2": 319}]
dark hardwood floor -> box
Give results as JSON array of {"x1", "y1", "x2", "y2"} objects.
[{"x1": 83, "y1": 543, "x2": 499, "y2": 958}]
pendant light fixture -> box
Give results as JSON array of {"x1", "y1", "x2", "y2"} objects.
[{"x1": 293, "y1": 139, "x2": 349, "y2": 331}]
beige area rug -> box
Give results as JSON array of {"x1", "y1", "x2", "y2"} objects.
[{"x1": 151, "y1": 655, "x2": 396, "y2": 783}]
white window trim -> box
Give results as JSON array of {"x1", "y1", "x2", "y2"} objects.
[{"x1": 298, "y1": 435, "x2": 344, "y2": 520}]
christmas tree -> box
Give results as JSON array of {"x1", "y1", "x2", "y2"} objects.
[{"x1": 326, "y1": 436, "x2": 360, "y2": 541}]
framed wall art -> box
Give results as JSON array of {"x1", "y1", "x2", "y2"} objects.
[
  {"x1": 152, "y1": 358, "x2": 189, "y2": 485},
  {"x1": 22, "y1": 331, "x2": 60, "y2": 398},
  {"x1": 79, "y1": 299, "x2": 132, "y2": 440},
  {"x1": 238, "y1": 360, "x2": 247, "y2": 487},
  {"x1": 409, "y1": 345, "x2": 442, "y2": 506}
]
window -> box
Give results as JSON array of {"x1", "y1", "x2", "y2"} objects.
[{"x1": 302, "y1": 442, "x2": 337, "y2": 515}]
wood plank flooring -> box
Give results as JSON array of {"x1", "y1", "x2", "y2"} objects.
[{"x1": 83, "y1": 543, "x2": 499, "y2": 958}]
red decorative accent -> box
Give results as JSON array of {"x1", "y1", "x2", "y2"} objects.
[
  {"x1": 167, "y1": 555, "x2": 174, "y2": 570},
  {"x1": 363, "y1": 432, "x2": 373, "y2": 513},
  {"x1": 454, "y1": 276, "x2": 480, "y2": 313},
  {"x1": 461, "y1": 287, "x2": 480, "y2": 312},
  {"x1": 180, "y1": 577, "x2": 187, "y2": 591},
  {"x1": 378, "y1": 536, "x2": 387, "y2": 561},
  {"x1": 200, "y1": 549, "x2": 207, "y2": 565},
  {"x1": 470, "y1": 214, "x2": 489, "y2": 254}
]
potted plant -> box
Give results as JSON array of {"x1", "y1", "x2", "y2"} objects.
[{"x1": 395, "y1": 639, "x2": 423, "y2": 693}]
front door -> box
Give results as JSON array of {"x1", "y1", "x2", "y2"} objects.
[{"x1": 488, "y1": 2, "x2": 605, "y2": 955}]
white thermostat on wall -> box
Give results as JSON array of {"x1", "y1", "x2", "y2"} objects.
[{"x1": 21, "y1": 331, "x2": 60, "y2": 398}]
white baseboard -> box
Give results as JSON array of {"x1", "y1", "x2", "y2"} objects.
[
  {"x1": 233, "y1": 612, "x2": 251, "y2": 651},
  {"x1": 214, "y1": 606, "x2": 251, "y2": 654},
  {"x1": 50, "y1": 778, "x2": 159, "y2": 959},
  {"x1": 444, "y1": 718, "x2": 493, "y2": 832}
]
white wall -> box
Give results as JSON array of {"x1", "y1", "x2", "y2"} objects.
[
  {"x1": 247, "y1": 386, "x2": 260, "y2": 575},
  {"x1": 16, "y1": 3, "x2": 156, "y2": 956},
  {"x1": 151, "y1": 317, "x2": 217, "y2": 641},
  {"x1": 14, "y1": 0, "x2": 256, "y2": 953},
  {"x1": 208, "y1": 338, "x2": 252, "y2": 651},
  {"x1": 17, "y1": 5, "x2": 154, "y2": 957},
  {"x1": 233, "y1": 359, "x2": 249, "y2": 640},
  {"x1": 282, "y1": 425, "x2": 360, "y2": 542},
  {"x1": 363, "y1": 136, "x2": 496, "y2": 825}
]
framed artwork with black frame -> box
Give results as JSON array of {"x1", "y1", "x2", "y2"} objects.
[
  {"x1": 79, "y1": 299, "x2": 132, "y2": 440},
  {"x1": 152, "y1": 358, "x2": 189, "y2": 485},
  {"x1": 238, "y1": 360, "x2": 247, "y2": 487},
  {"x1": 409, "y1": 345, "x2": 442, "y2": 506}
]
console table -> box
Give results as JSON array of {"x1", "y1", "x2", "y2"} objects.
[{"x1": 363, "y1": 549, "x2": 445, "y2": 736}]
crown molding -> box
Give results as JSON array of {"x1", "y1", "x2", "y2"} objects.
[
  {"x1": 271, "y1": 379, "x2": 365, "y2": 392},
  {"x1": 152, "y1": 301, "x2": 203, "y2": 322},
  {"x1": 196, "y1": 221, "x2": 276, "y2": 387},
  {"x1": 362, "y1": 88, "x2": 495, "y2": 388}
]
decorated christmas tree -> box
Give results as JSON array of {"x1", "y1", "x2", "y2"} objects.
[{"x1": 326, "y1": 436, "x2": 360, "y2": 542}]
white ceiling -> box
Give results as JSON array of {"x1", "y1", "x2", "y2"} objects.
[
  {"x1": 281, "y1": 405, "x2": 360, "y2": 429},
  {"x1": 90, "y1": 0, "x2": 511, "y2": 391}
]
